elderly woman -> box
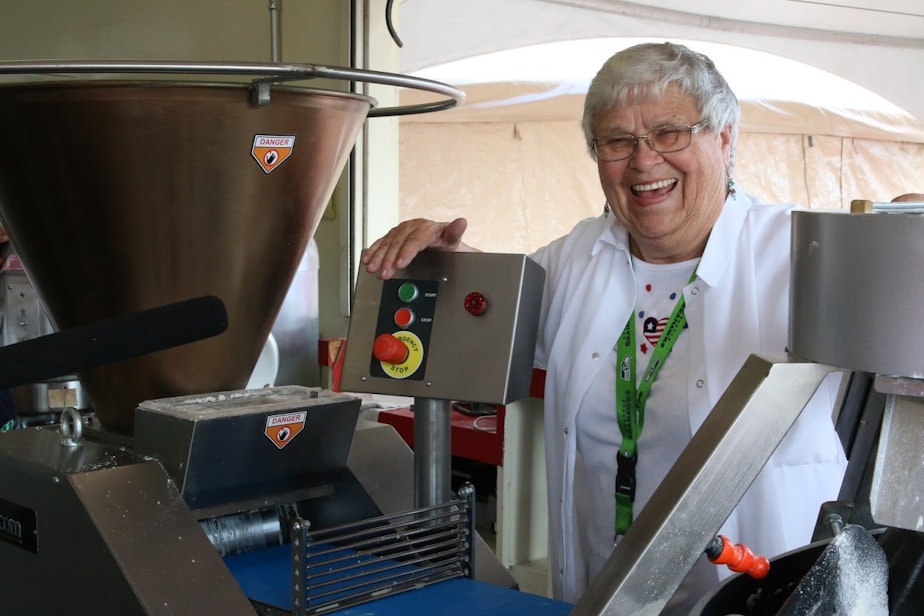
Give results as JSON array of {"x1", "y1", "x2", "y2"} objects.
[{"x1": 362, "y1": 42, "x2": 847, "y2": 611}]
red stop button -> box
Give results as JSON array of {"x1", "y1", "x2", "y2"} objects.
[
  {"x1": 464, "y1": 292, "x2": 488, "y2": 316},
  {"x1": 394, "y1": 307, "x2": 415, "y2": 327},
  {"x1": 372, "y1": 333, "x2": 409, "y2": 364}
]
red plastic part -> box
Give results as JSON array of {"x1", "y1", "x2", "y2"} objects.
[
  {"x1": 708, "y1": 535, "x2": 770, "y2": 579},
  {"x1": 372, "y1": 333, "x2": 409, "y2": 364},
  {"x1": 318, "y1": 337, "x2": 347, "y2": 391}
]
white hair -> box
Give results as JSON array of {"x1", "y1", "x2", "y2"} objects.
[{"x1": 582, "y1": 42, "x2": 741, "y2": 167}]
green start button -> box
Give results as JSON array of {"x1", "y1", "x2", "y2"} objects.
[{"x1": 397, "y1": 282, "x2": 419, "y2": 303}]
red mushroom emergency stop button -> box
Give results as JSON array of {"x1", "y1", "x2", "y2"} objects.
[
  {"x1": 464, "y1": 292, "x2": 488, "y2": 316},
  {"x1": 372, "y1": 333, "x2": 409, "y2": 364}
]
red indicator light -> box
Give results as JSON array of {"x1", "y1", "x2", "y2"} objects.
[{"x1": 464, "y1": 292, "x2": 488, "y2": 316}]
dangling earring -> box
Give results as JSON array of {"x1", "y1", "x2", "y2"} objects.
[
  {"x1": 727, "y1": 176, "x2": 737, "y2": 200},
  {"x1": 603, "y1": 201, "x2": 610, "y2": 218}
]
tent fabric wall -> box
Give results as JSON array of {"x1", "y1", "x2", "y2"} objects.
[
  {"x1": 399, "y1": 86, "x2": 924, "y2": 254},
  {"x1": 737, "y1": 133, "x2": 924, "y2": 214},
  {"x1": 399, "y1": 0, "x2": 924, "y2": 122},
  {"x1": 401, "y1": 119, "x2": 600, "y2": 253}
]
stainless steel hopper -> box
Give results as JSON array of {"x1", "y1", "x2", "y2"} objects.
[{"x1": 0, "y1": 62, "x2": 463, "y2": 434}]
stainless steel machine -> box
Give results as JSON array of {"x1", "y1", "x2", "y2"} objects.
[
  {"x1": 0, "y1": 384, "x2": 375, "y2": 614},
  {"x1": 0, "y1": 58, "x2": 540, "y2": 616}
]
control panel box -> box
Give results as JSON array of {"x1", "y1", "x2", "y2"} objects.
[{"x1": 340, "y1": 251, "x2": 545, "y2": 404}]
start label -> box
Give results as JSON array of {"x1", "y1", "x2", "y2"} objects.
[
  {"x1": 264, "y1": 410, "x2": 307, "y2": 449},
  {"x1": 251, "y1": 134, "x2": 295, "y2": 174}
]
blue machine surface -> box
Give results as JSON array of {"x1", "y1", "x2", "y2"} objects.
[{"x1": 226, "y1": 544, "x2": 573, "y2": 615}]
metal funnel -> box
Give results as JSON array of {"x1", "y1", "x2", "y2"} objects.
[{"x1": 0, "y1": 81, "x2": 374, "y2": 434}]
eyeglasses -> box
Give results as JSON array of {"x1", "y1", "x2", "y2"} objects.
[{"x1": 592, "y1": 119, "x2": 709, "y2": 162}]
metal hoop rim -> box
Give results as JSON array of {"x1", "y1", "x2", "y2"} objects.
[{"x1": 0, "y1": 60, "x2": 465, "y2": 116}]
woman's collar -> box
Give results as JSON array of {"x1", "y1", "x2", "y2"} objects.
[{"x1": 696, "y1": 191, "x2": 753, "y2": 287}]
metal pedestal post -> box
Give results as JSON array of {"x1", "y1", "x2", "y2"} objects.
[{"x1": 414, "y1": 397, "x2": 452, "y2": 508}]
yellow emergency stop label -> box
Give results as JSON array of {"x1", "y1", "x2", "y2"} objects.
[
  {"x1": 252, "y1": 135, "x2": 295, "y2": 174},
  {"x1": 380, "y1": 331, "x2": 424, "y2": 379},
  {"x1": 264, "y1": 410, "x2": 306, "y2": 449}
]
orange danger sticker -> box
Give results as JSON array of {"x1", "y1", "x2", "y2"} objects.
[
  {"x1": 264, "y1": 410, "x2": 307, "y2": 449},
  {"x1": 252, "y1": 134, "x2": 295, "y2": 174}
]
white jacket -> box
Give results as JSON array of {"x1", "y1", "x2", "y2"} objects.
[{"x1": 531, "y1": 192, "x2": 847, "y2": 603}]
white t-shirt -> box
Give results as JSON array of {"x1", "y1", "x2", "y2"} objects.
[{"x1": 574, "y1": 257, "x2": 719, "y2": 610}]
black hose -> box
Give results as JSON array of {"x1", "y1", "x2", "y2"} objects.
[{"x1": 385, "y1": 0, "x2": 404, "y2": 48}]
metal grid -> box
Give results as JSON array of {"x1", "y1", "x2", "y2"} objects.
[{"x1": 291, "y1": 483, "x2": 476, "y2": 615}]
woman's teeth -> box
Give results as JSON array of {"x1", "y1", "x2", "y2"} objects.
[{"x1": 632, "y1": 179, "x2": 677, "y2": 193}]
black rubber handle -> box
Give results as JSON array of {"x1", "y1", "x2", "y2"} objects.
[{"x1": 0, "y1": 295, "x2": 228, "y2": 389}]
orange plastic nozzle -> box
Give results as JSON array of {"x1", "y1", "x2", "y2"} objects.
[{"x1": 706, "y1": 535, "x2": 770, "y2": 579}]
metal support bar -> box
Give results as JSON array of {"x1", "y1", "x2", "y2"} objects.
[
  {"x1": 459, "y1": 482, "x2": 476, "y2": 578},
  {"x1": 850, "y1": 199, "x2": 924, "y2": 213},
  {"x1": 268, "y1": 0, "x2": 282, "y2": 63},
  {"x1": 870, "y1": 393, "x2": 924, "y2": 531},
  {"x1": 414, "y1": 397, "x2": 452, "y2": 508},
  {"x1": 572, "y1": 354, "x2": 836, "y2": 615}
]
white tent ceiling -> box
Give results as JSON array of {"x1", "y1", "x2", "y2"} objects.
[
  {"x1": 398, "y1": 0, "x2": 924, "y2": 120},
  {"x1": 395, "y1": 0, "x2": 924, "y2": 255}
]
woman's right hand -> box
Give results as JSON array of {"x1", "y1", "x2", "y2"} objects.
[{"x1": 361, "y1": 217, "x2": 472, "y2": 280}]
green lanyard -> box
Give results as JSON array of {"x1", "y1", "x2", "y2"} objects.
[{"x1": 614, "y1": 274, "x2": 694, "y2": 539}]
